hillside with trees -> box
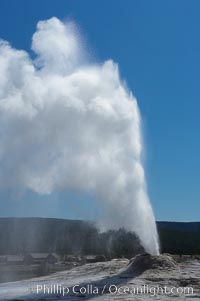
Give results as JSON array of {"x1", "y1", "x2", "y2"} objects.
[{"x1": 0, "y1": 218, "x2": 199, "y2": 257}]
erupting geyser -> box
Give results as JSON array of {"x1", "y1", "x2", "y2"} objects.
[{"x1": 0, "y1": 17, "x2": 159, "y2": 255}]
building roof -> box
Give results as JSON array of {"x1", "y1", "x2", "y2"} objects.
[
  {"x1": 29, "y1": 253, "x2": 49, "y2": 259},
  {"x1": 84, "y1": 255, "x2": 97, "y2": 260},
  {"x1": 6, "y1": 255, "x2": 24, "y2": 262},
  {"x1": 28, "y1": 253, "x2": 59, "y2": 259},
  {"x1": 0, "y1": 255, "x2": 6, "y2": 261}
]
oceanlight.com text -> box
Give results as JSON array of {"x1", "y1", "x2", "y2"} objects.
[{"x1": 35, "y1": 283, "x2": 194, "y2": 297}]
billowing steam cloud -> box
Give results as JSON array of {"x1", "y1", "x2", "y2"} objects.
[{"x1": 0, "y1": 17, "x2": 159, "y2": 255}]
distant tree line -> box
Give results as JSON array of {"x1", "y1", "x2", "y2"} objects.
[
  {"x1": 0, "y1": 218, "x2": 143, "y2": 258},
  {"x1": 157, "y1": 221, "x2": 200, "y2": 255},
  {"x1": 0, "y1": 218, "x2": 199, "y2": 257},
  {"x1": 158, "y1": 228, "x2": 200, "y2": 255}
]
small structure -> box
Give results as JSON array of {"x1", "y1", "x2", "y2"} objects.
[
  {"x1": 64, "y1": 255, "x2": 80, "y2": 263},
  {"x1": 24, "y1": 253, "x2": 59, "y2": 265},
  {"x1": 0, "y1": 255, "x2": 7, "y2": 264},
  {"x1": 46, "y1": 253, "x2": 59, "y2": 264},
  {"x1": 84, "y1": 255, "x2": 106, "y2": 263},
  {"x1": 6, "y1": 255, "x2": 24, "y2": 265}
]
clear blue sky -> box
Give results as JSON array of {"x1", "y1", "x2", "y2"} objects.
[{"x1": 0, "y1": 0, "x2": 199, "y2": 222}]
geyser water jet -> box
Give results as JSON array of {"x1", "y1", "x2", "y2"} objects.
[{"x1": 0, "y1": 17, "x2": 159, "y2": 255}]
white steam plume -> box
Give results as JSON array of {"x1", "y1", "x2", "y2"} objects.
[{"x1": 0, "y1": 17, "x2": 159, "y2": 255}]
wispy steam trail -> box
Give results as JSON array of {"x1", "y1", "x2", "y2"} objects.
[{"x1": 0, "y1": 17, "x2": 159, "y2": 255}]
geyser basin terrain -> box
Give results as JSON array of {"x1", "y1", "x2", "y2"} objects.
[
  {"x1": 127, "y1": 254, "x2": 178, "y2": 274},
  {"x1": 0, "y1": 257, "x2": 199, "y2": 300},
  {"x1": 0, "y1": 17, "x2": 159, "y2": 254}
]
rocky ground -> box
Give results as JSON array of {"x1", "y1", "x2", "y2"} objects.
[{"x1": 0, "y1": 255, "x2": 199, "y2": 301}]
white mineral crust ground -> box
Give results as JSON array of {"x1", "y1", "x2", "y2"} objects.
[{"x1": 0, "y1": 258, "x2": 199, "y2": 301}]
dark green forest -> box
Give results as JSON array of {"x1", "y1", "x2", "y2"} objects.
[
  {"x1": 158, "y1": 221, "x2": 200, "y2": 255},
  {"x1": 0, "y1": 218, "x2": 199, "y2": 257},
  {"x1": 0, "y1": 218, "x2": 143, "y2": 258}
]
